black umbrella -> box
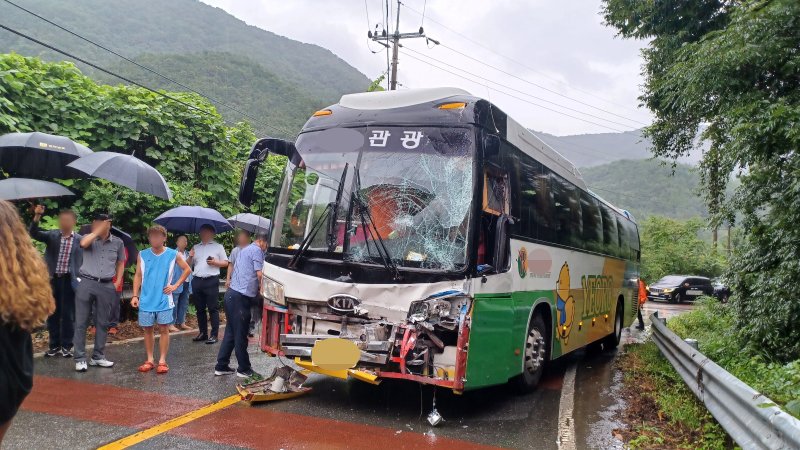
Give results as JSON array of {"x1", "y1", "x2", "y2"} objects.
[
  {"x1": 79, "y1": 224, "x2": 138, "y2": 267},
  {"x1": 0, "y1": 178, "x2": 74, "y2": 201},
  {"x1": 67, "y1": 152, "x2": 172, "y2": 200},
  {"x1": 0, "y1": 132, "x2": 92, "y2": 179},
  {"x1": 228, "y1": 213, "x2": 271, "y2": 235}
]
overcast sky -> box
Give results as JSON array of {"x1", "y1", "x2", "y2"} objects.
[{"x1": 200, "y1": 0, "x2": 650, "y2": 136}]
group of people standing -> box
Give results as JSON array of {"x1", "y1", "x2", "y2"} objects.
[{"x1": 1, "y1": 199, "x2": 269, "y2": 443}]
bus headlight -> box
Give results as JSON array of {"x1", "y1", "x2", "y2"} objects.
[{"x1": 262, "y1": 277, "x2": 285, "y2": 306}]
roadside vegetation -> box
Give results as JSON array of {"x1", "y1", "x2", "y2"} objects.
[
  {"x1": 617, "y1": 341, "x2": 732, "y2": 450},
  {"x1": 638, "y1": 216, "x2": 726, "y2": 283},
  {"x1": 603, "y1": 0, "x2": 800, "y2": 364},
  {"x1": 670, "y1": 299, "x2": 800, "y2": 419},
  {"x1": 0, "y1": 52, "x2": 285, "y2": 246}
]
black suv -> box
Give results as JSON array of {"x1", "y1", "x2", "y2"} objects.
[{"x1": 647, "y1": 275, "x2": 714, "y2": 303}]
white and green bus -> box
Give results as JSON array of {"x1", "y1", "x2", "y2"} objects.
[{"x1": 238, "y1": 87, "x2": 640, "y2": 393}]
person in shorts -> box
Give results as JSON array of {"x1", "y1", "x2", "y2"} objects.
[{"x1": 131, "y1": 225, "x2": 191, "y2": 374}]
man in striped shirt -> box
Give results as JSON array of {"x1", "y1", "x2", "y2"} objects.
[{"x1": 214, "y1": 232, "x2": 267, "y2": 378}]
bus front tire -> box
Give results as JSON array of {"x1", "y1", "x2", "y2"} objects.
[{"x1": 514, "y1": 313, "x2": 549, "y2": 393}]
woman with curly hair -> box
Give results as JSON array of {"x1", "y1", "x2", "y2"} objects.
[{"x1": 0, "y1": 200, "x2": 54, "y2": 444}]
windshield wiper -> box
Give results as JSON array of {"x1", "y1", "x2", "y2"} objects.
[
  {"x1": 348, "y1": 167, "x2": 401, "y2": 281},
  {"x1": 288, "y1": 163, "x2": 348, "y2": 269}
]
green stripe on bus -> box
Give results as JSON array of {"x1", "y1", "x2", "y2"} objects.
[{"x1": 466, "y1": 291, "x2": 555, "y2": 390}]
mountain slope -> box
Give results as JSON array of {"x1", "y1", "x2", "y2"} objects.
[
  {"x1": 105, "y1": 52, "x2": 322, "y2": 136},
  {"x1": 581, "y1": 159, "x2": 708, "y2": 220},
  {"x1": 0, "y1": 0, "x2": 370, "y2": 134}
]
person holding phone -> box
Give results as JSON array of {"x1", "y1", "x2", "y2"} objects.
[{"x1": 189, "y1": 224, "x2": 228, "y2": 344}]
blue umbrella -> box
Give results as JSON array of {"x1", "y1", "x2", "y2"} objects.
[{"x1": 154, "y1": 206, "x2": 233, "y2": 234}]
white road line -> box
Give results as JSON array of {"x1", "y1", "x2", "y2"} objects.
[{"x1": 557, "y1": 363, "x2": 578, "y2": 450}]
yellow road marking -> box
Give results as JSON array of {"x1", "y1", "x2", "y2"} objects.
[{"x1": 98, "y1": 394, "x2": 241, "y2": 449}]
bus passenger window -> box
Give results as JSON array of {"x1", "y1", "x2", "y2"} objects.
[
  {"x1": 581, "y1": 193, "x2": 603, "y2": 253},
  {"x1": 601, "y1": 206, "x2": 618, "y2": 256}
]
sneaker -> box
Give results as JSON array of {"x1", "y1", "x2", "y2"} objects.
[
  {"x1": 44, "y1": 347, "x2": 61, "y2": 358},
  {"x1": 89, "y1": 358, "x2": 115, "y2": 368},
  {"x1": 214, "y1": 366, "x2": 236, "y2": 376},
  {"x1": 75, "y1": 361, "x2": 88, "y2": 372},
  {"x1": 60, "y1": 347, "x2": 74, "y2": 358},
  {"x1": 236, "y1": 369, "x2": 262, "y2": 379}
]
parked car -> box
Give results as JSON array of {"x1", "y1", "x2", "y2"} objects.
[
  {"x1": 647, "y1": 275, "x2": 714, "y2": 303},
  {"x1": 712, "y1": 277, "x2": 731, "y2": 303}
]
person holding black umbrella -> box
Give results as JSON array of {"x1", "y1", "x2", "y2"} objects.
[
  {"x1": 72, "y1": 213, "x2": 126, "y2": 372},
  {"x1": 29, "y1": 204, "x2": 82, "y2": 358},
  {"x1": 189, "y1": 224, "x2": 228, "y2": 344}
]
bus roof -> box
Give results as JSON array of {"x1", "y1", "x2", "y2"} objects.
[
  {"x1": 318, "y1": 88, "x2": 635, "y2": 224},
  {"x1": 337, "y1": 88, "x2": 587, "y2": 190}
]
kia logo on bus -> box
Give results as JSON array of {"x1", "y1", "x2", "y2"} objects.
[{"x1": 327, "y1": 294, "x2": 361, "y2": 314}]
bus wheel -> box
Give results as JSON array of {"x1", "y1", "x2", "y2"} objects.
[
  {"x1": 515, "y1": 313, "x2": 548, "y2": 393},
  {"x1": 603, "y1": 299, "x2": 624, "y2": 350}
]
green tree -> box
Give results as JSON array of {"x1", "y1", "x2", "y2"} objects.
[
  {"x1": 639, "y1": 216, "x2": 725, "y2": 283},
  {"x1": 0, "y1": 53, "x2": 284, "y2": 246},
  {"x1": 603, "y1": 0, "x2": 800, "y2": 361}
]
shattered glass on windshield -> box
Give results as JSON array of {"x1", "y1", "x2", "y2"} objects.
[{"x1": 346, "y1": 127, "x2": 474, "y2": 271}]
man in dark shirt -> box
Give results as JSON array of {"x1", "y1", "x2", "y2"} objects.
[
  {"x1": 72, "y1": 213, "x2": 125, "y2": 372},
  {"x1": 29, "y1": 205, "x2": 82, "y2": 358}
]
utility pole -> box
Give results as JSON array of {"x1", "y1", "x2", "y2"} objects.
[{"x1": 368, "y1": 0, "x2": 429, "y2": 90}]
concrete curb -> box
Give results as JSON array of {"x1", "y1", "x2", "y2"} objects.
[{"x1": 33, "y1": 324, "x2": 227, "y2": 359}]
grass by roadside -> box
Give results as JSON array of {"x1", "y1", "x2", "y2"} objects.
[
  {"x1": 616, "y1": 340, "x2": 734, "y2": 449},
  {"x1": 670, "y1": 298, "x2": 800, "y2": 419}
]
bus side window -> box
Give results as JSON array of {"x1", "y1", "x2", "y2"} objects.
[
  {"x1": 601, "y1": 206, "x2": 619, "y2": 256},
  {"x1": 580, "y1": 193, "x2": 603, "y2": 253}
]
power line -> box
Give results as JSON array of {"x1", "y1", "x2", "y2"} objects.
[
  {"x1": 1, "y1": 0, "x2": 292, "y2": 137},
  {"x1": 400, "y1": 48, "x2": 639, "y2": 134},
  {"x1": 401, "y1": 3, "x2": 646, "y2": 117},
  {"x1": 0, "y1": 23, "x2": 281, "y2": 138},
  {"x1": 436, "y1": 42, "x2": 648, "y2": 127}
]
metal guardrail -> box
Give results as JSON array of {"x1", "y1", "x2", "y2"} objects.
[{"x1": 650, "y1": 313, "x2": 800, "y2": 450}]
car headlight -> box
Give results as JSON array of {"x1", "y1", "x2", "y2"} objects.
[
  {"x1": 262, "y1": 277, "x2": 285, "y2": 306},
  {"x1": 662, "y1": 287, "x2": 675, "y2": 293}
]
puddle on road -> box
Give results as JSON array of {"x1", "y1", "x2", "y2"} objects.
[{"x1": 572, "y1": 328, "x2": 652, "y2": 450}]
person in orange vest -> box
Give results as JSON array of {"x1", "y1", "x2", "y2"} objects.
[{"x1": 636, "y1": 278, "x2": 647, "y2": 330}]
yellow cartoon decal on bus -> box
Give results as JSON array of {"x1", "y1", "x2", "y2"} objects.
[
  {"x1": 556, "y1": 262, "x2": 576, "y2": 344},
  {"x1": 517, "y1": 247, "x2": 528, "y2": 279}
]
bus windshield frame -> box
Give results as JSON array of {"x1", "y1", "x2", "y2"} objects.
[{"x1": 270, "y1": 125, "x2": 477, "y2": 273}]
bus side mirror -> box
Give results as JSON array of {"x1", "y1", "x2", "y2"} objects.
[
  {"x1": 483, "y1": 134, "x2": 501, "y2": 158},
  {"x1": 238, "y1": 158, "x2": 261, "y2": 207},
  {"x1": 239, "y1": 137, "x2": 300, "y2": 208}
]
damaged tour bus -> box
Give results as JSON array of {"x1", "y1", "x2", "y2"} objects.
[{"x1": 238, "y1": 87, "x2": 640, "y2": 393}]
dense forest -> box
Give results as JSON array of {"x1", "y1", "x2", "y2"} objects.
[
  {"x1": 581, "y1": 159, "x2": 709, "y2": 220},
  {"x1": 0, "y1": 0, "x2": 370, "y2": 137}
]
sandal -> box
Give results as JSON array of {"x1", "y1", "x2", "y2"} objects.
[
  {"x1": 156, "y1": 363, "x2": 169, "y2": 374},
  {"x1": 138, "y1": 361, "x2": 155, "y2": 372}
]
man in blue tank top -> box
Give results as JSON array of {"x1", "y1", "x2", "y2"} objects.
[{"x1": 131, "y1": 225, "x2": 191, "y2": 374}]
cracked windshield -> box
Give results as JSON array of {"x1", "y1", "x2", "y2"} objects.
[{"x1": 278, "y1": 126, "x2": 474, "y2": 270}]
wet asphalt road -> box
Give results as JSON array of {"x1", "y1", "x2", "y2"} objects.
[{"x1": 2, "y1": 301, "x2": 694, "y2": 450}]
